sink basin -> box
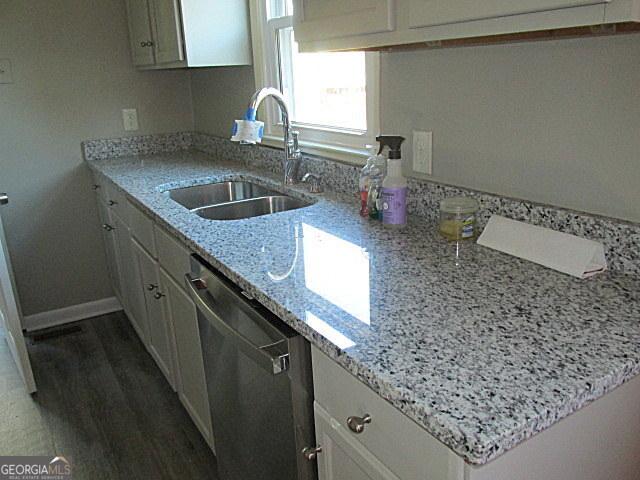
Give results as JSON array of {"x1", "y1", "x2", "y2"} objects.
[
  {"x1": 167, "y1": 180, "x2": 313, "y2": 220},
  {"x1": 194, "y1": 196, "x2": 312, "y2": 221},
  {"x1": 168, "y1": 181, "x2": 279, "y2": 210}
]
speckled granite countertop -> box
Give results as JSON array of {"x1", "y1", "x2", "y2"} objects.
[{"x1": 86, "y1": 151, "x2": 640, "y2": 466}]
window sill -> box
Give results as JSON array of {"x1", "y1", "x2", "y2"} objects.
[{"x1": 261, "y1": 135, "x2": 370, "y2": 166}]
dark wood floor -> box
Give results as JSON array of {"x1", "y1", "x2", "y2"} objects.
[{"x1": 0, "y1": 312, "x2": 219, "y2": 480}]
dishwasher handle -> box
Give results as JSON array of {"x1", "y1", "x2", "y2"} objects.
[{"x1": 185, "y1": 274, "x2": 290, "y2": 375}]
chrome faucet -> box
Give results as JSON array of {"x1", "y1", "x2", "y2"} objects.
[{"x1": 242, "y1": 87, "x2": 302, "y2": 185}]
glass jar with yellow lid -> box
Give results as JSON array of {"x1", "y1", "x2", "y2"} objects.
[{"x1": 439, "y1": 196, "x2": 479, "y2": 241}]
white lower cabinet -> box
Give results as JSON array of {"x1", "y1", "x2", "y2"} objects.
[
  {"x1": 312, "y1": 346, "x2": 465, "y2": 480},
  {"x1": 96, "y1": 198, "x2": 123, "y2": 302},
  {"x1": 94, "y1": 178, "x2": 214, "y2": 451},
  {"x1": 160, "y1": 269, "x2": 214, "y2": 450},
  {"x1": 112, "y1": 211, "x2": 149, "y2": 344},
  {"x1": 314, "y1": 403, "x2": 400, "y2": 480},
  {"x1": 132, "y1": 238, "x2": 176, "y2": 389}
]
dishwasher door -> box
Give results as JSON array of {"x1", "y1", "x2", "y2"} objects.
[{"x1": 186, "y1": 256, "x2": 316, "y2": 480}]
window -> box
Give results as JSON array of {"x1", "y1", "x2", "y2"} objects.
[{"x1": 250, "y1": 0, "x2": 380, "y2": 162}]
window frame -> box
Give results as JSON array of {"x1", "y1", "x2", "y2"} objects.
[{"x1": 249, "y1": 0, "x2": 380, "y2": 164}]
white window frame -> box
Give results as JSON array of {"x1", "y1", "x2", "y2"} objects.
[{"x1": 249, "y1": 0, "x2": 380, "y2": 164}]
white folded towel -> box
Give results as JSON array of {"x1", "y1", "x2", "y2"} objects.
[{"x1": 477, "y1": 215, "x2": 607, "y2": 279}]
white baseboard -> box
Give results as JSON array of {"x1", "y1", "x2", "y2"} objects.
[{"x1": 23, "y1": 297, "x2": 123, "y2": 332}]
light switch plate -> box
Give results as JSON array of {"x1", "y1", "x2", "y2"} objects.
[
  {"x1": 122, "y1": 108, "x2": 139, "y2": 131},
  {"x1": 412, "y1": 130, "x2": 432, "y2": 175},
  {"x1": 0, "y1": 59, "x2": 14, "y2": 84}
]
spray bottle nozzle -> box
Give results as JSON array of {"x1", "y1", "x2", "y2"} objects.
[{"x1": 376, "y1": 135, "x2": 405, "y2": 159}]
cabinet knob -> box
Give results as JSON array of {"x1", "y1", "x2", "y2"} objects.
[
  {"x1": 147, "y1": 284, "x2": 158, "y2": 291},
  {"x1": 140, "y1": 41, "x2": 154, "y2": 47},
  {"x1": 92, "y1": 184, "x2": 101, "y2": 190},
  {"x1": 102, "y1": 224, "x2": 114, "y2": 232},
  {"x1": 302, "y1": 446, "x2": 322, "y2": 461},
  {"x1": 108, "y1": 200, "x2": 118, "y2": 206},
  {"x1": 347, "y1": 414, "x2": 371, "y2": 434},
  {"x1": 153, "y1": 291, "x2": 165, "y2": 300}
]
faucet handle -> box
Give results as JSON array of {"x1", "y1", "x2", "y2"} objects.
[{"x1": 302, "y1": 173, "x2": 323, "y2": 193}]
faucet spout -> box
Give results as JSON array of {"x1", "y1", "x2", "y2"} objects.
[{"x1": 245, "y1": 87, "x2": 301, "y2": 185}]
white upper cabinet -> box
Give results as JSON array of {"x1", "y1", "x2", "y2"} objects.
[
  {"x1": 180, "y1": 0, "x2": 252, "y2": 67},
  {"x1": 149, "y1": 0, "x2": 184, "y2": 64},
  {"x1": 408, "y1": 0, "x2": 611, "y2": 28},
  {"x1": 293, "y1": 0, "x2": 395, "y2": 41},
  {"x1": 293, "y1": 0, "x2": 639, "y2": 52},
  {"x1": 125, "y1": 0, "x2": 252, "y2": 69},
  {"x1": 125, "y1": 0, "x2": 155, "y2": 67}
]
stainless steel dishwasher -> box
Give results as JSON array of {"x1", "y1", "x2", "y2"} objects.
[{"x1": 185, "y1": 255, "x2": 317, "y2": 480}]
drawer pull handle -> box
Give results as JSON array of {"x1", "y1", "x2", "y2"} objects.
[
  {"x1": 92, "y1": 184, "x2": 101, "y2": 190},
  {"x1": 347, "y1": 414, "x2": 371, "y2": 434},
  {"x1": 147, "y1": 284, "x2": 158, "y2": 291},
  {"x1": 302, "y1": 446, "x2": 322, "y2": 461},
  {"x1": 108, "y1": 200, "x2": 118, "y2": 206},
  {"x1": 102, "y1": 224, "x2": 114, "y2": 232},
  {"x1": 153, "y1": 291, "x2": 165, "y2": 300}
]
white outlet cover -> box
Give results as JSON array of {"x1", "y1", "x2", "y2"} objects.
[
  {"x1": 122, "y1": 108, "x2": 139, "y2": 131},
  {"x1": 412, "y1": 130, "x2": 432, "y2": 175},
  {"x1": 0, "y1": 59, "x2": 14, "y2": 84}
]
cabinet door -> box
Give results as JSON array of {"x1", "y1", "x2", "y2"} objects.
[
  {"x1": 125, "y1": 0, "x2": 155, "y2": 66},
  {"x1": 408, "y1": 0, "x2": 610, "y2": 28},
  {"x1": 112, "y1": 212, "x2": 149, "y2": 345},
  {"x1": 97, "y1": 201, "x2": 122, "y2": 301},
  {"x1": 293, "y1": 0, "x2": 394, "y2": 42},
  {"x1": 161, "y1": 270, "x2": 214, "y2": 449},
  {"x1": 149, "y1": 0, "x2": 184, "y2": 64},
  {"x1": 314, "y1": 403, "x2": 400, "y2": 480},
  {"x1": 133, "y1": 240, "x2": 175, "y2": 389}
]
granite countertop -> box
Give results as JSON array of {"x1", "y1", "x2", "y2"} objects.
[{"x1": 86, "y1": 150, "x2": 640, "y2": 465}]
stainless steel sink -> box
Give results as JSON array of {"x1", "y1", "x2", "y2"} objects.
[
  {"x1": 167, "y1": 180, "x2": 312, "y2": 220},
  {"x1": 194, "y1": 196, "x2": 312, "y2": 221},
  {"x1": 168, "y1": 181, "x2": 279, "y2": 210}
]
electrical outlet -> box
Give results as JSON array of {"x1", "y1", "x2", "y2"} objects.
[
  {"x1": 122, "y1": 108, "x2": 139, "y2": 131},
  {"x1": 412, "y1": 130, "x2": 432, "y2": 175},
  {"x1": 0, "y1": 59, "x2": 14, "y2": 84}
]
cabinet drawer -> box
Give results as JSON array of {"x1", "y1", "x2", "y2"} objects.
[
  {"x1": 311, "y1": 346, "x2": 463, "y2": 480},
  {"x1": 155, "y1": 225, "x2": 191, "y2": 287},
  {"x1": 103, "y1": 182, "x2": 128, "y2": 222},
  {"x1": 129, "y1": 202, "x2": 157, "y2": 258}
]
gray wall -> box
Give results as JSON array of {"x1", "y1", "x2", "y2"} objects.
[
  {"x1": 190, "y1": 34, "x2": 640, "y2": 223},
  {"x1": 382, "y1": 35, "x2": 640, "y2": 223},
  {"x1": 191, "y1": 66, "x2": 256, "y2": 138},
  {"x1": 0, "y1": 0, "x2": 194, "y2": 316}
]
